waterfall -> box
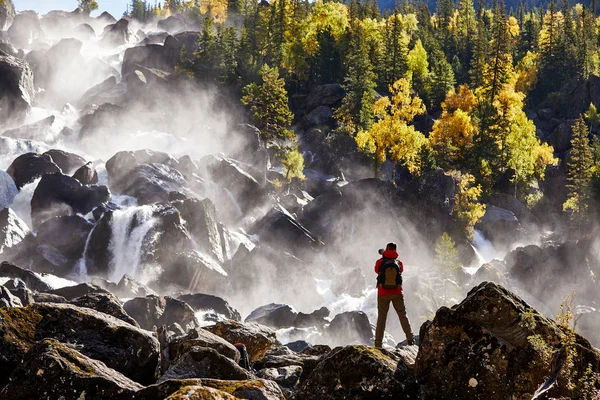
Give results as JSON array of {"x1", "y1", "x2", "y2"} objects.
[
  {"x1": 9, "y1": 178, "x2": 41, "y2": 230},
  {"x1": 108, "y1": 205, "x2": 157, "y2": 283},
  {"x1": 72, "y1": 226, "x2": 95, "y2": 282},
  {"x1": 473, "y1": 230, "x2": 501, "y2": 264}
]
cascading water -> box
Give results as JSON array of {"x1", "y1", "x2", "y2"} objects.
[
  {"x1": 107, "y1": 205, "x2": 157, "y2": 283},
  {"x1": 9, "y1": 178, "x2": 41, "y2": 230}
]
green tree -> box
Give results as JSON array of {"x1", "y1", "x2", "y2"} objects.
[
  {"x1": 482, "y1": 1, "x2": 513, "y2": 103},
  {"x1": 563, "y1": 116, "x2": 593, "y2": 228},
  {"x1": 281, "y1": 147, "x2": 306, "y2": 181},
  {"x1": 452, "y1": 171, "x2": 486, "y2": 240},
  {"x1": 434, "y1": 232, "x2": 462, "y2": 301},
  {"x1": 79, "y1": 0, "x2": 99, "y2": 13}
]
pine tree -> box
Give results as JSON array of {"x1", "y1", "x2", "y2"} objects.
[
  {"x1": 428, "y1": 50, "x2": 456, "y2": 109},
  {"x1": 79, "y1": 0, "x2": 99, "y2": 13},
  {"x1": 434, "y1": 232, "x2": 462, "y2": 279},
  {"x1": 482, "y1": 1, "x2": 513, "y2": 103},
  {"x1": 564, "y1": 115, "x2": 593, "y2": 227},
  {"x1": 383, "y1": 11, "x2": 409, "y2": 87}
]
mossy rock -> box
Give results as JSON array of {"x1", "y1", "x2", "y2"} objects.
[
  {"x1": 0, "y1": 339, "x2": 143, "y2": 399},
  {"x1": 206, "y1": 320, "x2": 277, "y2": 362}
]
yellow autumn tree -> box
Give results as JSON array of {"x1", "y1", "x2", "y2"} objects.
[
  {"x1": 450, "y1": 171, "x2": 486, "y2": 240},
  {"x1": 355, "y1": 78, "x2": 426, "y2": 176},
  {"x1": 429, "y1": 85, "x2": 478, "y2": 168}
]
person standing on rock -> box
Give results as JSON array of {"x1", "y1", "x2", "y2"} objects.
[{"x1": 374, "y1": 242, "x2": 415, "y2": 347}]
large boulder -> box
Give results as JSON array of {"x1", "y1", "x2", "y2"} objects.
[
  {"x1": 70, "y1": 292, "x2": 139, "y2": 327},
  {"x1": 0, "y1": 303, "x2": 160, "y2": 386},
  {"x1": 0, "y1": 0, "x2": 15, "y2": 30},
  {"x1": 1, "y1": 115, "x2": 55, "y2": 141},
  {"x1": 0, "y1": 261, "x2": 52, "y2": 292},
  {"x1": 102, "y1": 18, "x2": 134, "y2": 46},
  {"x1": 305, "y1": 84, "x2": 345, "y2": 112},
  {"x1": 206, "y1": 320, "x2": 278, "y2": 362},
  {"x1": 7, "y1": 12, "x2": 44, "y2": 50},
  {"x1": 246, "y1": 303, "x2": 298, "y2": 329},
  {"x1": 30, "y1": 172, "x2": 110, "y2": 228},
  {"x1": 295, "y1": 345, "x2": 419, "y2": 400},
  {"x1": 173, "y1": 197, "x2": 224, "y2": 262},
  {"x1": 49, "y1": 283, "x2": 111, "y2": 300},
  {"x1": 0, "y1": 285, "x2": 22, "y2": 308},
  {"x1": 131, "y1": 378, "x2": 284, "y2": 400},
  {"x1": 115, "y1": 163, "x2": 186, "y2": 204},
  {"x1": 0, "y1": 171, "x2": 17, "y2": 210},
  {"x1": 178, "y1": 293, "x2": 241, "y2": 321},
  {"x1": 158, "y1": 347, "x2": 255, "y2": 383},
  {"x1": 475, "y1": 205, "x2": 522, "y2": 248},
  {"x1": 415, "y1": 281, "x2": 600, "y2": 399},
  {"x1": 122, "y1": 44, "x2": 178, "y2": 79},
  {"x1": 72, "y1": 162, "x2": 98, "y2": 184},
  {"x1": 35, "y1": 215, "x2": 93, "y2": 260},
  {"x1": 0, "y1": 339, "x2": 143, "y2": 399},
  {"x1": 322, "y1": 311, "x2": 373, "y2": 347},
  {"x1": 105, "y1": 149, "x2": 177, "y2": 192},
  {"x1": 157, "y1": 15, "x2": 187, "y2": 33},
  {"x1": 303, "y1": 105, "x2": 333, "y2": 127},
  {"x1": 43, "y1": 149, "x2": 86, "y2": 175},
  {"x1": 0, "y1": 208, "x2": 29, "y2": 255},
  {"x1": 6, "y1": 152, "x2": 61, "y2": 189},
  {"x1": 168, "y1": 328, "x2": 241, "y2": 364},
  {"x1": 113, "y1": 274, "x2": 157, "y2": 299},
  {"x1": 123, "y1": 295, "x2": 199, "y2": 332}
]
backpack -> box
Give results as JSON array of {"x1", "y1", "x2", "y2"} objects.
[{"x1": 376, "y1": 258, "x2": 402, "y2": 289}]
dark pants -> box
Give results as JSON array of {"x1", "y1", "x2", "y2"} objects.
[{"x1": 375, "y1": 293, "x2": 413, "y2": 347}]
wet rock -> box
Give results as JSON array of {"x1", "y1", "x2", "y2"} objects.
[
  {"x1": 0, "y1": 0, "x2": 15, "y2": 30},
  {"x1": 102, "y1": 18, "x2": 134, "y2": 46},
  {"x1": 172, "y1": 31, "x2": 202, "y2": 60},
  {"x1": 0, "y1": 303, "x2": 160, "y2": 386},
  {"x1": 415, "y1": 281, "x2": 600, "y2": 399},
  {"x1": 0, "y1": 339, "x2": 143, "y2": 399},
  {"x1": 7, "y1": 12, "x2": 44, "y2": 49},
  {"x1": 32, "y1": 292, "x2": 67, "y2": 303},
  {"x1": 206, "y1": 320, "x2": 278, "y2": 362},
  {"x1": 246, "y1": 303, "x2": 298, "y2": 329},
  {"x1": 71, "y1": 292, "x2": 139, "y2": 327},
  {"x1": 295, "y1": 307, "x2": 330, "y2": 329},
  {"x1": 105, "y1": 149, "x2": 177, "y2": 190},
  {"x1": 44, "y1": 149, "x2": 86, "y2": 175},
  {"x1": 0, "y1": 208, "x2": 29, "y2": 255},
  {"x1": 83, "y1": 208, "x2": 112, "y2": 276},
  {"x1": 6, "y1": 152, "x2": 60, "y2": 189},
  {"x1": 322, "y1": 311, "x2": 373, "y2": 347},
  {"x1": 178, "y1": 293, "x2": 241, "y2": 321},
  {"x1": 0, "y1": 261, "x2": 51, "y2": 292},
  {"x1": 168, "y1": 328, "x2": 241, "y2": 364},
  {"x1": 547, "y1": 120, "x2": 576, "y2": 153},
  {"x1": 30, "y1": 172, "x2": 110, "y2": 227},
  {"x1": 123, "y1": 295, "x2": 199, "y2": 332},
  {"x1": 295, "y1": 345, "x2": 418, "y2": 400},
  {"x1": 122, "y1": 44, "x2": 178, "y2": 79},
  {"x1": 300, "y1": 344, "x2": 331, "y2": 357},
  {"x1": 72, "y1": 162, "x2": 98, "y2": 184},
  {"x1": 158, "y1": 347, "x2": 255, "y2": 383},
  {"x1": 476, "y1": 205, "x2": 522, "y2": 247},
  {"x1": 473, "y1": 260, "x2": 508, "y2": 286},
  {"x1": 78, "y1": 76, "x2": 122, "y2": 108},
  {"x1": 73, "y1": 22, "x2": 96, "y2": 40},
  {"x1": 2, "y1": 115, "x2": 55, "y2": 141},
  {"x1": 173, "y1": 197, "x2": 224, "y2": 262},
  {"x1": 157, "y1": 15, "x2": 187, "y2": 33},
  {"x1": 116, "y1": 163, "x2": 186, "y2": 204},
  {"x1": 114, "y1": 274, "x2": 157, "y2": 299},
  {"x1": 303, "y1": 105, "x2": 333, "y2": 127},
  {"x1": 49, "y1": 283, "x2": 111, "y2": 300},
  {"x1": 0, "y1": 171, "x2": 17, "y2": 210},
  {"x1": 36, "y1": 215, "x2": 93, "y2": 260},
  {"x1": 0, "y1": 285, "x2": 22, "y2": 308},
  {"x1": 305, "y1": 84, "x2": 345, "y2": 112},
  {"x1": 3, "y1": 278, "x2": 34, "y2": 306}
]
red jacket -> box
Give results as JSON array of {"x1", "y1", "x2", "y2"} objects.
[{"x1": 375, "y1": 250, "x2": 403, "y2": 296}]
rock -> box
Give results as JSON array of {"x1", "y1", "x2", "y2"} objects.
[
  {"x1": 6, "y1": 152, "x2": 60, "y2": 189},
  {"x1": 1, "y1": 115, "x2": 55, "y2": 141},
  {"x1": 257, "y1": 365, "x2": 303, "y2": 389},
  {"x1": 168, "y1": 328, "x2": 241, "y2": 365},
  {"x1": 537, "y1": 108, "x2": 554, "y2": 121},
  {"x1": 114, "y1": 274, "x2": 157, "y2": 299},
  {"x1": 206, "y1": 320, "x2": 278, "y2": 362},
  {"x1": 157, "y1": 15, "x2": 187, "y2": 33},
  {"x1": 547, "y1": 120, "x2": 576, "y2": 153},
  {"x1": 0, "y1": 339, "x2": 143, "y2": 399},
  {"x1": 77, "y1": 76, "x2": 121, "y2": 108},
  {"x1": 122, "y1": 44, "x2": 178, "y2": 79},
  {"x1": 295, "y1": 345, "x2": 419, "y2": 400},
  {"x1": 322, "y1": 311, "x2": 373, "y2": 347},
  {"x1": 246, "y1": 303, "x2": 298, "y2": 329},
  {"x1": 178, "y1": 293, "x2": 241, "y2": 321},
  {"x1": 0, "y1": 41, "x2": 18, "y2": 57},
  {"x1": 97, "y1": 11, "x2": 117, "y2": 25},
  {"x1": 476, "y1": 205, "x2": 522, "y2": 247},
  {"x1": 158, "y1": 347, "x2": 255, "y2": 383},
  {"x1": 73, "y1": 22, "x2": 96, "y2": 40},
  {"x1": 7, "y1": 12, "x2": 44, "y2": 49},
  {"x1": 303, "y1": 105, "x2": 333, "y2": 127},
  {"x1": 285, "y1": 340, "x2": 309, "y2": 352},
  {"x1": 35, "y1": 215, "x2": 93, "y2": 260},
  {"x1": 83, "y1": 208, "x2": 112, "y2": 276},
  {"x1": 105, "y1": 149, "x2": 177, "y2": 190},
  {"x1": 0, "y1": 0, "x2": 15, "y2": 30},
  {"x1": 472, "y1": 260, "x2": 508, "y2": 286},
  {"x1": 0, "y1": 285, "x2": 22, "y2": 308},
  {"x1": 71, "y1": 292, "x2": 139, "y2": 327},
  {"x1": 0, "y1": 171, "x2": 18, "y2": 210},
  {"x1": 43, "y1": 149, "x2": 86, "y2": 175},
  {"x1": 300, "y1": 344, "x2": 331, "y2": 357},
  {"x1": 0, "y1": 208, "x2": 29, "y2": 255},
  {"x1": 0, "y1": 303, "x2": 160, "y2": 386},
  {"x1": 30, "y1": 172, "x2": 110, "y2": 228},
  {"x1": 32, "y1": 292, "x2": 67, "y2": 303},
  {"x1": 253, "y1": 346, "x2": 322, "y2": 383},
  {"x1": 415, "y1": 281, "x2": 600, "y2": 399},
  {"x1": 305, "y1": 84, "x2": 345, "y2": 112},
  {"x1": 487, "y1": 193, "x2": 540, "y2": 227},
  {"x1": 295, "y1": 307, "x2": 330, "y2": 329},
  {"x1": 113, "y1": 163, "x2": 186, "y2": 204},
  {"x1": 3, "y1": 279, "x2": 34, "y2": 306},
  {"x1": 123, "y1": 295, "x2": 199, "y2": 332},
  {"x1": 102, "y1": 18, "x2": 134, "y2": 46},
  {"x1": 173, "y1": 198, "x2": 224, "y2": 262},
  {"x1": 49, "y1": 283, "x2": 111, "y2": 300},
  {"x1": 72, "y1": 162, "x2": 98, "y2": 184},
  {"x1": 172, "y1": 31, "x2": 202, "y2": 60},
  {"x1": 0, "y1": 261, "x2": 52, "y2": 292},
  {"x1": 131, "y1": 378, "x2": 283, "y2": 400}
]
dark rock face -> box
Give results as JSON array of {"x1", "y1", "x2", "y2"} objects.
[
  {"x1": 476, "y1": 204, "x2": 522, "y2": 247},
  {"x1": 123, "y1": 295, "x2": 198, "y2": 332},
  {"x1": 72, "y1": 162, "x2": 98, "y2": 184},
  {"x1": 0, "y1": 339, "x2": 143, "y2": 399},
  {"x1": 114, "y1": 274, "x2": 157, "y2": 299},
  {"x1": 178, "y1": 293, "x2": 241, "y2": 321},
  {"x1": 322, "y1": 311, "x2": 373, "y2": 347},
  {"x1": 3, "y1": 279, "x2": 34, "y2": 306},
  {"x1": 122, "y1": 44, "x2": 179, "y2": 78},
  {"x1": 246, "y1": 303, "x2": 299, "y2": 329},
  {"x1": 254, "y1": 346, "x2": 323, "y2": 383},
  {"x1": 70, "y1": 292, "x2": 139, "y2": 327},
  {"x1": 415, "y1": 281, "x2": 600, "y2": 399},
  {"x1": 49, "y1": 283, "x2": 111, "y2": 300},
  {"x1": 173, "y1": 198, "x2": 224, "y2": 262},
  {"x1": 206, "y1": 320, "x2": 278, "y2": 362},
  {"x1": 168, "y1": 328, "x2": 241, "y2": 364},
  {"x1": 30, "y1": 172, "x2": 110, "y2": 228},
  {"x1": 36, "y1": 215, "x2": 93, "y2": 260},
  {"x1": 1, "y1": 115, "x2": 55, "y2": 141},
  {"x1": 78, "y1": 76, "x2": 121, "y2": 108},
  {"x1": 0, "y1": 285, "x2": 22, "y2": 308},
  {"x1": 6, "y1": 152, "x2": 60, "y2": 189},
  {"x1": 158, "y1": 347, "x2": 255, "y2": 383},
  {"x1": 305, "y1": 84, "x2": 345, "y2": 112},
  {"x1": 0, "y1": 208, "x2": 29, "y2": 255},
  {"x1": 102, "y1": 18, "x2": 133, "y2": 46},
  {"x1": 0, "y1": 0, "x2": 15, "y2": 30},
  {"x1": 131, "y1": 378, "x2": 284, "y2": 400},
  {"x1": 303, "y1": 105, "x2": 333, "y2": 127},
  {"x1": 0, "y1": 261, "x2": 52, "y2": 292},
  {"x1": 0, "y1": 170, "x2": 18, "y2": 211},
  {"x1": 117, "y1": 163, "x2": 186, "y2": 204},
  {"x1": 295, "y1": 345, "x2": 419, "y2": 400},
  {"x1": 0, "y1": 303, "x2": 160, "y2": 386},
  {"x1": 157, "y1": 15, "x2": 187, "y2": 33},
  {"x1": 44, "y1": 149, "x2": 86, "y2": 175},
  {"x1": 105, "y1": 149, "x2": 176, "y2": 192}
]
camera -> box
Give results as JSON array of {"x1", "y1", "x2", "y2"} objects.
[{"x1": 378, "y1": 248, "x2": 384, "y2": 255}]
